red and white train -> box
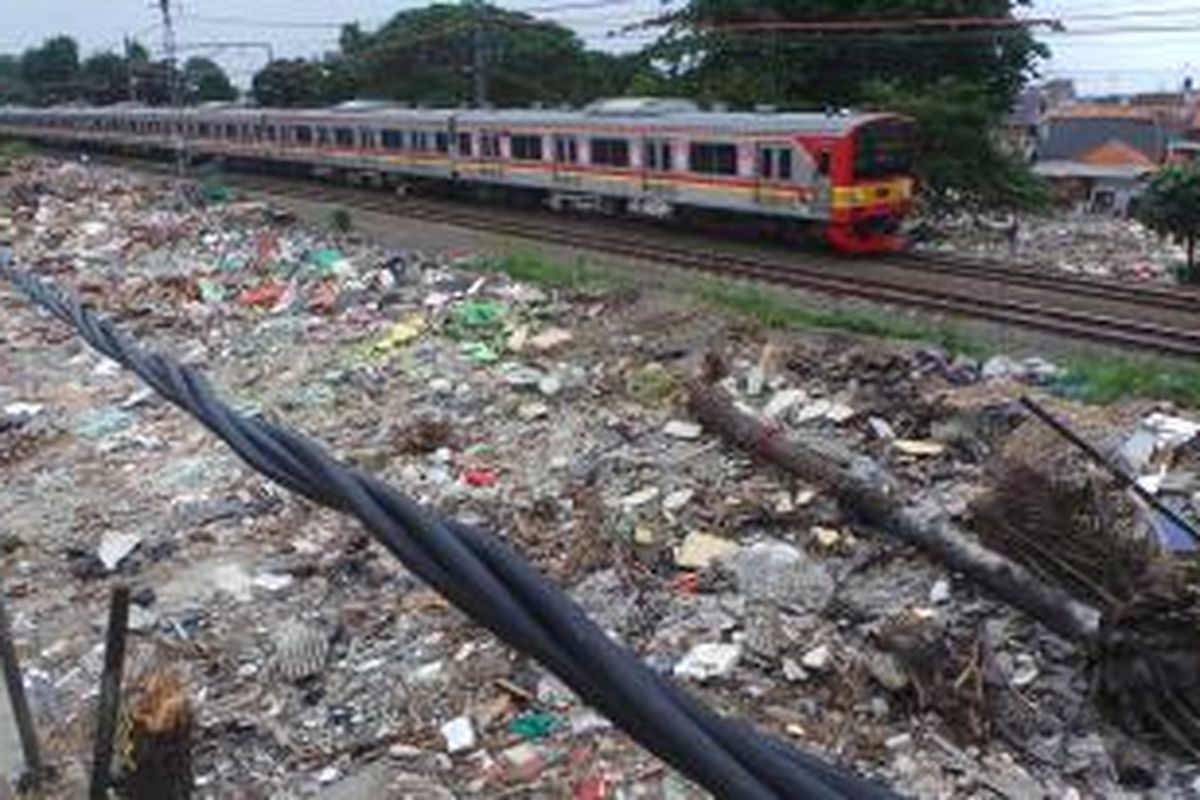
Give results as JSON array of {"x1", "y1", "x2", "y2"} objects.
[{"x1": 0, "y1": 98, "x2": 918, "y2": 253}]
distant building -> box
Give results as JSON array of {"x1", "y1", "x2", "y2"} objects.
[{"x1": 1034, "y1": 105, "x2": 1163, "y2": 214}]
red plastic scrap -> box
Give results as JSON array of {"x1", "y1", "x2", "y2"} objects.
[
  {"x1": 574, "y1": 775, "x2": 608, "y2": 800},
  {"x1": 239, "y1": 282, "x2": 286, "y2": 308},
  {"x1": 463, "y1": 468, "x2": 498, "y2": 487}
]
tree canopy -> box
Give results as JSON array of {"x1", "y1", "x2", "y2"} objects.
[
  {"x1": 182, "y1": 57, "x2": 238, "y2": 103},
  {"x1": 0, "y1": 36, "x2": 236, "y2": 107},
  {"x1": 252, "y1": 3, "x2": 638, "y2": 108},
  {"x1": 1137, "y1": 165, "x2": 1200, "y2": 279}
]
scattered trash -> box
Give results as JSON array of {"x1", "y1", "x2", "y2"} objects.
[
  {"x1": 892, "y1": 439, "x2": 947, "y2": 458},
  {"x1": 272, "y1": 621, "x2": 330, "y2": 683},
  {"x1": 674, "y1": 532, "x2": 739, "y2": 570},
  {"x1": 440, "y1": 716, "x2": 477, "y2": 754},
  {"x1": 674, "y1": 642, "x2": 742, "y2": 681},
  {"x1": 97, "y1": 532, "x2": 141, "y2": 572},
  {"x1": 663, "y1": 420, "x2": 703, "y2": 440}
]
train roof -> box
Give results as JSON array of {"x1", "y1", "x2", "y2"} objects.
[{"x1": 1, "y1": 101, "x2": 902, "y2": 136}]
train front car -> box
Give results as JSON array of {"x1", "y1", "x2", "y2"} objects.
[{"x1": 822, "y1": 115, "x2": 917, "y2": 254}]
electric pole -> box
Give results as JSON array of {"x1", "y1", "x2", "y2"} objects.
[
  {"x1": 471, "y1": 5, "x2": 487, "y2": 108},
  {"x1": 158, "y1": 0, "x2": 186, "y2": 177}
]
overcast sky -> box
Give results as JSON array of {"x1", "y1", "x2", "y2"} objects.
[{"x1": 1, "y1": 0, "x2": 1196, "y2": 97}]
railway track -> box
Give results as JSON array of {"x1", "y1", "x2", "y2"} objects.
[{"x1": 69, "y1": 155, "x2": 1200, "y2": 358}]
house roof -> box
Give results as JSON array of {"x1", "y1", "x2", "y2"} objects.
[
  {"x1": 1039, "y1": 114, "x2": 1165, "y2": 163},
  {"x1": 1079, "y1": 139, "x2": 1157, "y2": 167},
  {"x1": 1034, "y1": 160, "x2": 1155, "y2": 180},
  {"x1": 1045, "y1": 103, "x2": 1157, "y2": 121}
]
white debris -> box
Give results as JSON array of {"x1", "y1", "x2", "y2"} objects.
[
  {"x1": 1011, "y1": 654, "x2": 1040, "y2": 688},
  {"x1": 663, "y1": 420, "x2": 703, "y2": 440},
  {"x1": 867, "y1": 417, "x2": 896, "y2": 441},
  {"x1": 620, "y1": 487, "x2": 660, "y2": 508},
  {"x1": 528, "y1": 327, "x2": 573, "y2": 351},
  {"x1": 801, "y1": 644, "x2": 832, "y2": 672},
  {"x1": 893, "y1": 439, "x2": 947, "y2": 458},
  {"x1": 440, "y1": 716, "x2": 477, "y2": 754},
  {"x1": 3, "y1": 402, "x2": 44, "y2": 418},
  {"x1": 763, "y1": 389, "x2": 808, "y2": 421},
  {"x1": 254, "y1": 572, "x2": 295, "y2": 592},
  {"x1": 662, "y1": 488, "x2": 695, "y2": 514},
  {"x1": 929, "y1": 579, "x2": 952, "y2": 605},
  {"x1": 674, "y1": 642, "x2": 742, "y2": 681},
  {"x1": 674, "y1": 532, "x2": 739, "y2": 570},
  {"x1": 97, "y1": 531, "x2": 142, "y2": 572}
]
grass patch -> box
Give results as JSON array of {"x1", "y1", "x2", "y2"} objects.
[
  {"x1": 0, "y1": 137, "x2": 32, "y2": 169},
  {"x1": 474, "y1": 250, "x2": 627, "y2": 292},
  {"x1": 693, "y1": 280, "x2": 992, "y2": 358},
  {"x1": 475, "y1": 249, "x2": 1200, "y2": 408},
  {"x1": 1059, "y1": 353, "x2": 1200, "y2": 407}
]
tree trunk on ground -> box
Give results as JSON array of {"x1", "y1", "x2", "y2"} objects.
[{"x1": 686, "y1": 380, "x2": 1102, "y2": 645}]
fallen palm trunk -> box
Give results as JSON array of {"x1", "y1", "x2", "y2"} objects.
[{"x1": 687, "y1": 380, "x2": 1102, "y2": 644}]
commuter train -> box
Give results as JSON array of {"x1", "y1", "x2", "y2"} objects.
[{"x1": 0, "y1": 98, "x2": 918, "y2": 253}]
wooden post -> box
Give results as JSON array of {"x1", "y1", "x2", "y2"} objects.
[
  {"x1": 126, "y1": 670, "x2": 192, "y2": 800},
  {"x1": 90, "y1": 586, "x2": 130, "y2": 800},
  {"x1": 0, "y1": 588, "x2": 45, "y2": 788}
]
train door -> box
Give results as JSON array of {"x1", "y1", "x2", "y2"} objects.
[
  {"x1": 552, "y1": 134, "x2": 580, "y2": 186},
  {"x1": 642, "y1": 138, "x2": 673, "y2": 193},
  {"x1": 479, "y1": 130, "x2": 504, "y2": 180},
  {"x1": 755, "y1": 143, "x2": 796, "y2": 208}
]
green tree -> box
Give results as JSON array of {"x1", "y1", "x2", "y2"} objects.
[
  {"x1": 1137, "y1": 165, "x2": 1200, "y2": 281},
  {"x1": 346, "y1": 2, "x2": 613, "y2": 107},
  {"x1": 252, "y1": 59, "x2": 329, "y2": 107},
  {"x1": 866, "y1": 78, "x2": 1048, "y2": 212},
  {"x1": 0, "y1": 55, "x2": 34, "y2": 104},
  {"x1": 653, "y1": 1, "x2": 1044, "y2": 112},
  {"x1": 20, "y1": 35, "x2": 80, "y2": 104},
  {"x1": 80, "y1": 51, "x2": 131, "y2": 104},
  {"x1": 182, "y1": 57, "x2": 237, "y2": 103}
]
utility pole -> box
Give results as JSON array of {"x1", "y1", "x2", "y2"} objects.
[
  {"x1": 471, "y1": 5, "x2": 487, "y2": 108},
  {"x1": 158, "y1": 0, "x2": 186, "y2": 178}
]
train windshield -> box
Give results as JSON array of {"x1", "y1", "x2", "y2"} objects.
[{"x1": 854, "y1": 119, "x2": 916, "y2": 179}]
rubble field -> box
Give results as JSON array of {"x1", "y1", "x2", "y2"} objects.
[
  {"x1": 2, "y1": 159, "x2": 1200, "y2": 798},
  {"x1": 915, "y1": 213, "x2": 1186, "y2": 283}
]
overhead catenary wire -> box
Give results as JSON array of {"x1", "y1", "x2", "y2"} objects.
[{"x1": 0, "y1": 248, "x2": 899, "y2": 800}]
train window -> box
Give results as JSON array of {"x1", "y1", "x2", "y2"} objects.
[
  {"x1": 553, "y1": 135, "x2": 578, "y2": 164},
  {"x1": 510, "y1": 134, "x2": 543, "y2": 161},
  {"x1": 266, "y1": 125, "x2": 277, "y2": 142},
  {"x1": 381, "y1": 129, "x2": 404, "y2": 150},
  {"x1": 480, "y1": 132, "x2": 502, "y2": 158},
  {"x1": 644, "y1": 140, "x2": 672, "y2": 172},
  {"x1": 316, "y1": 128, "x2": 331, "y2": 146},
  {"x1": 198, "y1": 123, "x2": 211, "y2": 138},
  {"x1": 758, "y1": 147, "x2": 793, "y2": 181},
  {"x1": 778, "y1": 149, "x2": 793, "y2": 180},
  {"x1": 359, "y1": 128, "x2": 377, "y2": 149},
  {"x1": 854, "y1": 119, "x2": 916, "y2": 179},
  {"x1": 410, "y1": 131, "x2": 429, "y2": 151},
  {"x1": 590, "y1": 138, "x2": 630, "y2": 168},
  {"x1": 335, "y1": 128, "x2": 355, "y2": 147},
  {"x1": 295, "y1": 126, "x2": 314, "y2": 145},
  {"x1": 435, "y1": 132, "x2": 450, "y2": 153},
  {"x1": 225, "y1": 124, "x2": 238, "y2": 140},
  {"x1": 689, "y1": 142, "x2": 738, "y2": 176},
  {"x1": 457, "y1": 132, "x2": 473, "y2": 157},
  {"x1": 817, "y1": 150, "x2": 831, "y2": 176}
]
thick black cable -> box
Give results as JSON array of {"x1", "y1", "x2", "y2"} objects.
[{"x1": 0, "y1": 249, "x2": 898, "y2": 800}]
